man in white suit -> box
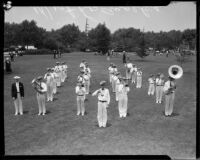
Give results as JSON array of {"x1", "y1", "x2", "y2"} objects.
[{"x1": 92, "y1": 81, "x2": 110, "y2": 128}]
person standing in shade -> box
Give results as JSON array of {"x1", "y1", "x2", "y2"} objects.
[
  {"x1": 163, "y1": 76, "x2": 176, "y2": 116},
  {"x1": 122, "y1": 51, "x2": 127, "y2": 64},
  {"x1": 136, "y1": 68, "x2": 142, "y2": 88},
  {"x1": 53, "y1": 50, "x2": 57, "y2": 59},
  {"x1": 34, "y1": 76, "x2": 47, "y2": 116},
  {"x1": 11, "y1": 76, "x2": 24, "y2": 115},
  {"x1": 5, "y1": 57, "x2": 12, "y2": 73},
  {"x1": 117, "y1": 77, "x2": 130, "y2": 118},
  {"x1": 92, "y1": 81, "x2": 110, "y2": 128},
  {"x1": 44, "y1": 68, "x2": 54, "y2": 102},
  {"x1": 75, "y1": 82, "x2": 86, "y2": 116},
  {"x1": 148, "y1": 74, "x2": 155, "y2": 96}
]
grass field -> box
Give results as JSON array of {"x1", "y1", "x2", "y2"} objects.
[{"x1": 4, "y1": 52, "x2": 196, "y2": 159}]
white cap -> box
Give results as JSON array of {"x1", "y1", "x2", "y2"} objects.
[{"x1": 14, "y1": 76, "x2": 20, "y2": 79}]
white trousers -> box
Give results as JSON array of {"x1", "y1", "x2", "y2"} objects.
[
  {"x1": 85, "y1": 81, "x2": 90, "y2": 94},
  {"x1": 165, "y1": 92, "x2": 175, "y2": 116},
  {"x1": 46, "y1": 83, "x2": 53, "y2": 101},
  {"x1": 118, "y1": 95, "x2": 128, "y2": 117},
  {"x1": 111, "y1": 79, "x2": 116, "y2": 92},
  {"x1": 126, "y1": 70, "x2": 131, "y2": 79},
  {"x1": 148, "y1": 84, "x2": 155, "y2": 95},
  {"x1": 156, "y1": 86, "x2": 164, "y2": 103},
  {"x1": 37, "y1": 93, "x2": 46, "y2": 114},
  {"x1": 131, "y1": 72, "x2": 137, "y2": 83},
  {"x1": 97, "y1": 102, "x2": 107, "y2": 127},
  {"x1": 77, "y1": 96, "x2": 85, "y2": 115},
  {"x1": 14, "y1": 93, "x2": 23, "y2": 114},
  {"x1": 53, "y1": 80, "x2": 57, "y2": 94},
  {"x1": 136, "y1": 76, "x2": 142, "y2": 88}
]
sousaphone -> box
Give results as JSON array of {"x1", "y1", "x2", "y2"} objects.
[{"x1": 168, "y1": 65, "x2": 183, "y2": 79}]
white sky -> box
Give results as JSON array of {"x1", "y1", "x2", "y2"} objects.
[{"x1": 4, "y1": 2, "x2": 196, "y2": 33}]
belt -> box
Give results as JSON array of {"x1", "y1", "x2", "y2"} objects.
[
  {"x1": 156, "y1": 85, "x2": 164, "y2": 86},
  {"x1": 77, "y1": 95, "x2": 84, "y2": 96},
  {"x1": 150, "y1": 83, "x2": 154, "y2": 84},
  {"x1": 99, "y1": 100, "x2": 107, "y2": 103},
  {"x1": 17, "y1": 92, "x2": 20, "y2": 93}
]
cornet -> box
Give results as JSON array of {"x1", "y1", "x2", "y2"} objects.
[{"x1": 31, "y1": 78, "x2": 44, "y2": 93}]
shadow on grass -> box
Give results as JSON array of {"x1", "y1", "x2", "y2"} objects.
[
  {"x1": 162, "y1": 111, "x2": 180, "y2": 117},
  {"x1": 23, "y1": 110, "x2": 29, "y2": 114},
  {"x1": 53, "y1": 97, "x2": 58, "y2": 101},
  {"x1": 46, "y1": 110, "x2": 51, "y2": 115}
]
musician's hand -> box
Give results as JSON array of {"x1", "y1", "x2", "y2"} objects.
[{"x1": 12, "y1": 97, "x2": 15, "y2": 100}]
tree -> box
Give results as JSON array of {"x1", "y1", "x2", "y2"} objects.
[
  {"x1": 88, "y1": 23, "x2": 111, "y2": 54},
  {"x1": 136, "y1": 31, "x2": 148, "y2": 59},
  {"x1": 58, "y1": 23, "x2": 81, "y2": 49}
]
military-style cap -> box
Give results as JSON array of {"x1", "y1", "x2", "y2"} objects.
[
  {"x1": 14, "y1": 76, "x2": 20, "y2": 79},
  {"x1": 100, "y1": 81, "x2": 106, "y2": 86},
  {"x1": 6, "y1": 57, "x2": 9, "y2": 60},
  {"x1": 56, "y1": 62, "x2": 60, "y2": 64}
]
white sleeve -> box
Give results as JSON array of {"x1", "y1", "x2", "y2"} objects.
[
  {"x1": 75, "y1": 86, "x2": 79, "y2": 94},
  {"x1": 107, "y1": 89, "x2": 110, "y2": 105},
  {"x1": 41, "y1": 83, "x2": 47, "y2": 92},
  {"x1": 92, "y1": 89, "x2": 99, "y2": 96},
  {"x1": 163, "y1": 82, "x2": 169, "y2": 92}
]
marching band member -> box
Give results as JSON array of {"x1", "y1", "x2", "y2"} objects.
[
  {"x1": 75, "y1": 82, "x2": 86, "y2": 116},
  {"x1": 148, "y1": 74, "x2": 155, "y2": 95},
  {"x1": 44, "y1": 68, "x2": 54, "y2": 102},
  {"x1": 131, "y1": 64, "x2": 137, "y2": 84},
  {"x1": 83, "y1": 71, "x2": 90, "y2": 95},
  {"x1": 115, "y1": 72, "x2": 121, "y2": 101},
  {"x1": 33, "y1": 76, "x2": 47, "y2": 116},
  {"x1": 54, "y1": 62, "x2": 62, "y2": 87},
  {"x1": 92, "y1": 81, "x2": 110, "y2": 128},
  {"x1": 77, "y1": 70, "x2": 86, "y2": 100},
  {"x1": 60, "y1": 62, "x2": 65, "y2": 83},
  {"x1": 108, "y1": 63, "x2": 114, "y2": 83},
  {"x1": 51, "y1": 68, "x2": 57, "y2": 94},
  {"x1": 117, "y1": 77, "x2": 130, "y2": 118},
  {"x1": 63, "y1": 62, "x2": 68, "y2": 80},
  {"x1": 111, "y1": 65, "x2": 118, "y2": 92},
  {"x1": 155, "y1": 73, "x2": 164, "y2": 103},
  {"x1": 85, "y1": 64, "x2": 91, "y2": 94},
  {"x1": 163, "y1": 76, "x2": 176, "y2": 116},
  {"x1": 136, "y1": 68, "x2": 142, "y2": 88},
  {"x1": 80, "y1": 60, "x2": 86, "y2": 71},
  {"x1": 125, "y1": 62, "x2": 133, "y2": 80},
  {"x1": 11, "y1": 76, "x2": 24, "y2": 115}
]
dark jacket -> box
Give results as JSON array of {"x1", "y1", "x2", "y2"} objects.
[
  {"x1": 123, "y1": 53, "x2": 127, "y2": 63},
  {"x1": 11, "y1": 82, "x2": 24, "y2": 99}
]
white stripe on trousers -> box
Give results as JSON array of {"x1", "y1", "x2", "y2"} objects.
[{"x1": 37, "y1": 93, "x2": 46, "y2": 114}]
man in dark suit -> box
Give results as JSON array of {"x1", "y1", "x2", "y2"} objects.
[
  {"x1": 11, "y1": 76, "x2": 24, "y2": 115},
  {"x1": 122, "y1": 51, "x2": 127, "y2": 64}
]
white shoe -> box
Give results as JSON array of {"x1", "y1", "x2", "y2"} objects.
[
  {"x1": 77, "y1": 113, "x2": 80, "y2": 116},
  {"x1": 14, "y1": 113, "x2": 18, "y2": 116},
  {"x1": 38, "y1": 113, "x2": 41, "y2": 115},
  {"x1": 42, "y1": 113, "x2": 46, "y2": 116},
  {"x1": 20, "y1": 113, "x2": 23, "y2": 115}
]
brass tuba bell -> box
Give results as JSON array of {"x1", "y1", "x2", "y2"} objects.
[{"x1": 168, "y1": 65, "x2": 183, "y2": 79}]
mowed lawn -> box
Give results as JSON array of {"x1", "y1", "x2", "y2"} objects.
[{"x1": 4, "y1": 52, "x2": 196, "y2": 159}]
